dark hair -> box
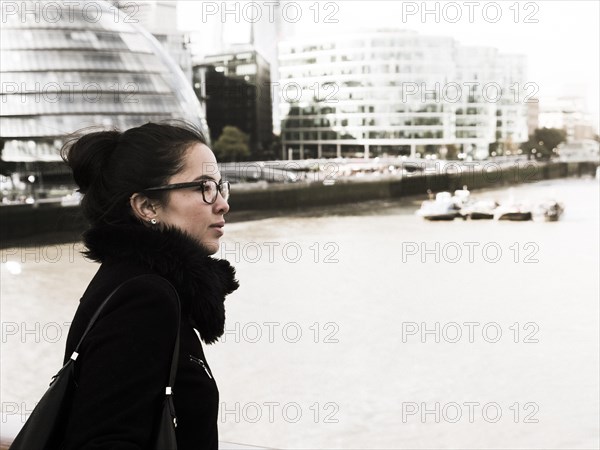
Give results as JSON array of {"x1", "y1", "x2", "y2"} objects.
[{"x1": 61, "y1": 121, "x2": 208, "y2": 226}]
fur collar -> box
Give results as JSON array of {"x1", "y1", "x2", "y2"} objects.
[{"x1": 82, "y1": 223, "x2": 239, "y2": 344}]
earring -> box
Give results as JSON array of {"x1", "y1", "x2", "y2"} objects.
[{"x1": 150, "y1": 218, "x2": 158, "y2": 225}]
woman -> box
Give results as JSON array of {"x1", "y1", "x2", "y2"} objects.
[{"x1": 60, "y1": 122, "x2": 239, "y2": 449}]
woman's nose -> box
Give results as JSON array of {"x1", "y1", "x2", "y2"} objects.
[{"x1": 214, "y1": 192, "x2": 230, "y2": 215}]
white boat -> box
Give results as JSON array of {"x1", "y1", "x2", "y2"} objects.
[
  {"x1": 461, "y1": 199, "x2": 498, "y2": 220},
  {"x1": 493, "y1": 201, "x2": 532, "y2": 221},
  {"x1": 416, "y1": 191, "x2": 460, "y2": 221},
  {"x1": 493, "y1": 189, "x2": 533, "y2": 221},
  {"x1": 533, "y1": 200, "x2": 565, "y2": 222},
  {"x1": 452, "y1": 186, "x2": 471, "y2": 208},
  {"x1": 451, "y1": 186, "x2": 498, "y2": 220}
]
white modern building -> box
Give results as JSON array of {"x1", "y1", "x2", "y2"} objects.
[
  {"x1": 539, "y1": 96, "x2": 597, "y2": 142},
  {"x1": 278, "y1": 29, "x2": 529, "y2": 160}
]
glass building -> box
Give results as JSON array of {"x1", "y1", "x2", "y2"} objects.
[
  {"x1": 278, "y1": 29, "x2": 528, "y2": 160},
  {"x1": 0, "y1": 0, "x2": 207, "y2": 183}
]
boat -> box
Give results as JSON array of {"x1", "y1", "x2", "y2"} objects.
[
  {"x1": 461, "y1": 199, "x2": 498, "y2": 220},
  {"x1": 495, "y1": 210, "x2": 532, "y2": 221},
  {"x1": 417, "y1": 186, "x2": 563, "y2": 223},
  {"x1": 492, "y1": 188, "x2": 533, "y2": 221},
  {"x1": 416, "y1": 191, "x2": 461, "y2": 221},
  {"x1": 449, "y1": 186, "x2": 498, "y2": 220},
  {"x1": 533, "y1": 200, "x2": 565, "y2": 222},
  {"x1": 452, "y1": 186, "x2": 471, "y2": 207},
  {"x1": 493, "y1": 202, "x2": 532, "y2": 221}
]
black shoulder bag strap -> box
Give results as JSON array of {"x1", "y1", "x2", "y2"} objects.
[
  {"x1": 74, "y1": 275, "x2": 182, "y2": 450},
  {"x1": 73, "y1": 276, "x2": 181, "y2": 449},
  {"x1": 71, "y1": 275, "x2": 181, "y2": 376},
  {"x1": 153, "y1": 280, "x2": 181, "y2": 449},
  {"x1": 73, "y1": 275, "x2": 181, "y2": 449},
  {"x1": 10, "y1": 275, "x2": 181, "y2": 450}
]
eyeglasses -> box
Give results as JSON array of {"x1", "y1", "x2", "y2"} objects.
[{"x1": 143, "y1": 180, "x2": 230, "y2": 204}]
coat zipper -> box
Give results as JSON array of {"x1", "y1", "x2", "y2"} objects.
[{"x1": 189, "y1": 355, "x2": 213, "y2": 379}]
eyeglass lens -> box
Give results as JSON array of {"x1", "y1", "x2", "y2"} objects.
[{"x1": 203, "y1": 181, "x2": 230, "y2": 203}]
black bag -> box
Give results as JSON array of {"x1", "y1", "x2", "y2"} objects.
[{"x1": 9, "y1": 277, "x2": 181, "y2": 450}]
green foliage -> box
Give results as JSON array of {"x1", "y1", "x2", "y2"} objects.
[
  {"x1": 521, "y1": 127, "x2": 567, "y2": 160},
  {"x1": 264, "y1": 134, "x2": 280, "y2": 160},
  {"x1": 213, "y1": 126, "x2": 250, "y2": 162},
  {"x1": 535, "y1": 128, "x2": 567, "y2": 152},
  {"x1": 0, "y1": 139, "x2": 11, "y2": 177},
  {"x1": 445, "y1": 144, "x2": 459, "y2": 160}
]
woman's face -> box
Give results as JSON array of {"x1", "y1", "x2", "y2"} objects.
[{"x1": 158, "y1": 143, "x2": 229, "y2": 254}]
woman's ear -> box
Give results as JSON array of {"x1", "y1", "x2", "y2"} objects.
[{"x1": 129, "y1": 193, "x2": 159, "y2": 224}]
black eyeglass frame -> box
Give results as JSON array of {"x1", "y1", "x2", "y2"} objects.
[{"x1": 143, "y1": 180, "x2": 230, "y2": 205}]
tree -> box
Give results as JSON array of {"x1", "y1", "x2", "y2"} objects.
[
  {"x1": 488, "y1": 141, "x2": 500, "y2": 156},
  {"x1": 445, "y1": 144, "x2": 459, "y2": 160},
  {"x1": 0, "y1": 139, "x2": 13, "y2": 177},
  {"x1": 213, "y1": 126, "x2": 250, "y2": 162},
  {"x1": 535, "y1": 128, "x2": 567, "y2": 153},
  {"x1": 265, "y1": 134, "x2": 280, "y2": 160},
  {"x1": 520, "y1": 127, "x2": 567, "y2": 160}
]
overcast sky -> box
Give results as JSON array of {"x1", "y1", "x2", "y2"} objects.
[{"x1": 178, "y1": 1, "x2": 599, "y2": 127}]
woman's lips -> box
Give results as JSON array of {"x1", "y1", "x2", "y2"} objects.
[{"x1": 210, "y1": 222, "x2": 225, "y2": 235}]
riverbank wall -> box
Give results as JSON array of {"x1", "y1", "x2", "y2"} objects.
[{"x1": 1, "y1": 160, "x2": 597, "y2": 248}]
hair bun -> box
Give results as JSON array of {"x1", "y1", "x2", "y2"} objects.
[{"x1": 61, "y1": 129, "x2": 121, "y2": 194}]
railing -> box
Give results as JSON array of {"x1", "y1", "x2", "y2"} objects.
[
  {"x1": 0, "y1": 438, "x2": 269, "y2": 449},
  {"x1": 0, "y1": 415, "x2": 270, "y2": 449}
]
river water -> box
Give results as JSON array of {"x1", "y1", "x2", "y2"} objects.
[{"x1": 1, "y1": 177, "x2": 598, "y2": 449}]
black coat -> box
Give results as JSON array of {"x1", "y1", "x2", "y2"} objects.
[{"x1": 61, "y1": 223, "x2": 239, "y2": 449}]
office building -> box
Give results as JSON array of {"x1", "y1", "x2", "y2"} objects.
[
  {"x1": 278, "y1": 29, "x2": 529, "y2": 160},
  {"x1": 539, "y1": 96, "x2": 597, "y2": 141},
  {"x1": 194, "y1": 46, "x2": 273, "y2": 158},
  {"x1": 187, "y1": 9, "x2": 284, "y2": 134},
  {"x1": 526, "y1": 99, "x2": 540, "y2": 137}
]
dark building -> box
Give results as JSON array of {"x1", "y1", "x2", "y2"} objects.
[
  {"x1": 193, "y1": 65, "x2": 255, "y2": 149},
  {"x1": 193, "y1": 47, "x2": 273, "y2": 159}
]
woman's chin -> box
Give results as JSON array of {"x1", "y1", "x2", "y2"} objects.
[{"x1": 199, "y1": 239, "x2": 220, "y2": 256}]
